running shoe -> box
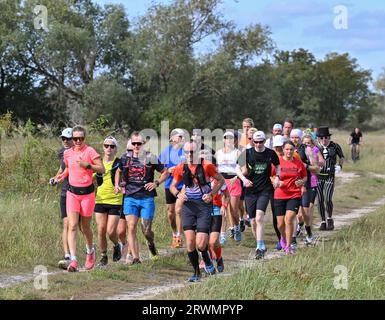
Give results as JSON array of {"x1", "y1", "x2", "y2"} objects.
[
  {"x1": 174, "y1": 236, "x2": 183, "y2": 248},
  {"x1": 204, "y1": 262, "x2": 216, "y2": 275},
  {"x1": 234, "y1": 229, "x2": 242, "y2": 242},
  {"x1": 290, "y1": 238, "x2": 297, "y2": 251},
  {"x1": 67, "y1": 259, "x2": 78, "y2": 272},
  {"x1": 171, "y1": 236, "x2": 178, "y2": 248},
  {"x1": 275, "y1": 241, "x2": 282, "y2": 251},
  {"x1": 97, "y1": 255, "x2": 108, "y2": 268},
  {"x1": 113, "y1": 244, "x2": 121, "y2": 262},
  {"x1": 220, "y1": 233, "x2": 227, "y2": 246},
  {"x1": 228, "y1": 227, "x2": 235, "y2": 239},
  {"x1": 327, "y1": 218, "x2": 334, "y2": 231},
  {"x1": 304, "y1": 235, "x2": 315, "y2": 246},
  {"x1": 295, "y1": 224, "x2": 304, "y2": 238},
  {"x1": 279, "y1": 237, "x2": 287, "y2": 249},
  {"x1": 245, "y1": 218, "x2": 251, "y2": 227},
  {"x1": 240, "y1": 219, "x2": 245, "y2": 232},
  {"x1": 216, "y1": 257, "x2": 224, "y2": 273},
  {"x1": 85, "y1": 249, "x2": 96, "y2": 270},
  {"x1": 125, "y1": 253, "x2": 134, "y2": 264},
  {"x1": 58, "y1": 257, "x2": 71, "y2": 270},
  {"x1": 255, "y1": 248, "x2": 266, "y2": 260},
  {"x1": 188, "y1": 273, "x2": 201, "y2": 282},
  {"x1": 284, "y1": 246, "x2": 295, "y2": 255},
  {"x1": 131, "y1": 258, "x2": 141, "y2": 265},
  {"x1": 120, "y1": 242, "x2": 128, "y2": 261},
  {"x1": 319, "y1": 221, "x2": 327, "y2": 231},
  {"x1": 148, "y1": 243, "x2": 159, "y2": 260}
]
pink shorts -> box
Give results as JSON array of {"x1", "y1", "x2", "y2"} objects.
[
  {"x1": 66, "y1": 191, "x2": 95, "y2": 217},
  {"x1": 225, "y1": 178, "x2": 242, "y2": 197}
]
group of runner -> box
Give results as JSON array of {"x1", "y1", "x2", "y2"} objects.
[{"x1": 50, "y1": 118, "x2": 351, "y2": 282}]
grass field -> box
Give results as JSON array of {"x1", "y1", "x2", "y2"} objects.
[{"x1": 0, "y1": 129, "x2": 384, "y2": 299}]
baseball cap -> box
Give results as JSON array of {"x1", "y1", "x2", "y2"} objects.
[
  {"x1": 273, "y1": 123, "x2": 283, "y2": 131},
  {"x1": 170, "y1": 128, "x2": 184, "y2": 139},
  {"x1": 290, "y1": 129, "x2": 303, "y2": 139},
  {"x1": 60, "y1": 128, "x2": 72, "y2": 139},
  {"x1": 103, "y1": 136, "x2": 118, "y2": 148},
  {"x1": 223, "y1": 131, "x2": 235, "y2": 138},
  {"x1": 273, "y1": 135, "x2": 284, "y2": 147},
  {"x1": 253, "y1": 131, "x2": 266, "y2": 141}
]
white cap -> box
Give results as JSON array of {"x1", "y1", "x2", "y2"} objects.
[
  {"x1": 60, "y1": 128, "x2": 72, "y2": 138},
  {"x1": 223, "y1": 131, "x2": 235, "y2": 138},
  {"x1": 290, "y1": 129, "x2": 303, "y2": 139},
  {"x1": 273, "y1": 123, "x2": 283, "y2": 131},
  {"x1": 253, "y1": 131, "x2": 266, "y2": 141},
  {"x1": 273, "y1": 135, "x2": 284, "y2": 147},
  {"x1": 103, "y1": 136, "x2": 118, "y2": 148},
  {"x1": 170, "y1": 128, "x2": 184, "y2": 138}
]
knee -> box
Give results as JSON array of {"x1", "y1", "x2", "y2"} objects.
[
  {"x1": 107, "y1": 227, "x2": 116, "y2": 238},
  {"x1": 127, "y1": 224, "x2": 137, "y2": 233},
  {"x1": 255, "y1": 213, "x2": 264, "y2": 224}
]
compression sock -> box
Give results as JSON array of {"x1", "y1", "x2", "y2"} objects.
[
  {"x1": 187, "y1": 250, "x2": 200, "y2": 274},
  {"x1": 305, "y1": 226, "x2": 312, "y2": 237},
  {"x1": 199, "y1": 248, "x2": 213, "y2": 266},
  {"x1": 213, "y1": 245, "x2": 222, "y2": 260}
]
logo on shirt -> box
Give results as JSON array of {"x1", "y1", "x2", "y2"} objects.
[{"x1": 253, "y1": 163, "x2": 268, "y2": 175}]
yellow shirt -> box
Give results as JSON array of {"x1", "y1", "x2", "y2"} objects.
[{"x1": 95, "y1": 158, "x2": 123, "y2": 205}]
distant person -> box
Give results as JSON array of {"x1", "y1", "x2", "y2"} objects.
[
  {"x1": 282, "y1": 119, "x2": 294, "y2": 139},
  {"x1": 56, "y1": 126, "x2": 105, "y2": 272},
  {"x1": 348, "y1": 128, "x2": 363, "y2": 161},
  {"x1": 49, "y1": 127, "x2": 73, "y2": 270},
  {"x1": 265, "y1": 123, "x2": 283, "y2": 149},
  {"x1": 239, "y1": 118, "x2": 255, "y2": 149}
]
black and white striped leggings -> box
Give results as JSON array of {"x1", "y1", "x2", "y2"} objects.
[{"x1": 316, "y1": 175, "x2": 335, "y2": 222}]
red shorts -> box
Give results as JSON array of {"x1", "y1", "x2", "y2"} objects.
[
  {"x1": 66, "y1": 191, "x2": 95, "y2": 217},
  {"x1": 225, "y1": 178, "x2": 242, "y2": 197}
]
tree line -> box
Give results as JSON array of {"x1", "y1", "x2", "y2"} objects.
[{"x1": 0, "y1": 0, "x2": 381, "y2": 133}]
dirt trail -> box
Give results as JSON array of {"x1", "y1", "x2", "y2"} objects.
[{"x1": 1, "y1": 170, "x2": 384, "y2": 297}]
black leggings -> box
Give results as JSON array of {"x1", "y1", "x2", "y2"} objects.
[
  {"x1": 317, "y1": 176, "x2": 335, "y2": 221},
  {"x1": 270, "y1": 195, "x2": 281, "y2": 241}
]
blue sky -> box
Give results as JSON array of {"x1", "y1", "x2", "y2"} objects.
[{"x1": 95, "y1": 0, "x2": 385, "y2": 82}]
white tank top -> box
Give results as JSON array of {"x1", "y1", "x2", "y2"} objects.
[{"x1": 216, "y1": 148, "x2": 239, "y2": 175}]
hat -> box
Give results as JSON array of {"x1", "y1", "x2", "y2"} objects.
[
  {"x1": 290, "y1": 129, "x2": 303, "y2": 139},
  {"x1": 60, "y1": 128, "x2": 72, "y2": 138},
  {"x1": 253, "y1": 131, "x2": 266, "y2": 141},
  {"x1": 273, "y1": 123, "x2": 283, "y2": 131},
  {"x1": 170, "y1": 128, "x2": 184, "y2": 139},
  {"x1": 317, "y1": 126, "x2": 332, "y2": 137},
  {"x1": 273, "y1": 135, "x2": 284, "y2": 147},
  {"x1": 223, "y1": 131, "x2": 234, "y2": 138},
  {"x1": 103, "y1": 136, "x2": 118, "y2": 148}
]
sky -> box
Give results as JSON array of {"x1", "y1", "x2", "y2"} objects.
[{"x1": 95, "y1": 0, "x2": 385, "y2": 82}]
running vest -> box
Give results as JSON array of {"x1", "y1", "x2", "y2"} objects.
[
  {"x1": 121, "y1": 151, "x2": 154, "y2": 184},
  {"x1": 96, "y1": 157, "x2": 120, "y2": 187}
]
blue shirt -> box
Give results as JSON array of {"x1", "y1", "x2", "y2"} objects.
[{"x1": 159, "y1": 145, "x2": 185, "y2": 189}]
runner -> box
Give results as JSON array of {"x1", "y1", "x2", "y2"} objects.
[
  {"x1": 348, "y1": 127, "x2": 363, "y2": 161},
  {"x1": 265, "y1": 123, "x2": 283, "y2": 149},
  {"x1": 159, "y1": 128, "x2": 186, "y2": 248},
  {"x1": 215, "y1": 131, "x2": 242, "y2": 241},
  {"x1": 94, "y1": 136, "x2": 123, "y2": 267},
  {"x1": 301, "y1": 134, "x2": 324, "y2": 245},
  {"x1": 49, "y1": 127, "x2": 74, "y2": 269},
  {"x1": 114, "y1": 132, "x2": 169, "y2": 264},
  {"x1": 56, "y1": 126, "x2": 105, "y2": 272},
  {"x1": 170, "y1": 141, "x2": 225, "y2": 282},
  {"x1": 282, "y1": 119, "x2": 294, "y2": 139},
  {"x1": 316, "y1": 126, "x2": 345, "y2": 231},
  {"x1": 191, "y1": 128, "x2": 216, "y2": 164},
  {"x1": 236, "y1": 131, "x2": 281, "y2": 259},
  {"x1": 239, "y1": 118, "x2": 255, "y2": 148},
  {"x1": 272, "y1": 141, "x2": 307, "y2": 254}
]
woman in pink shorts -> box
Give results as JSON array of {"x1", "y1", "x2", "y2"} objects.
[
  {"x1": 57, "y1": 126, "x2": 105, "y2": 272},
  {"x1": 215, "y1": 131, "x2": 243, "y2": 242}
]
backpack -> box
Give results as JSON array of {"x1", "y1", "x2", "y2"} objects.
[
  {"x1": 182, "y1": 160, "x2": 210, "y2": 191},
  {"x1": 120, "y1": 150, "x2": 154, "y2": 184}
]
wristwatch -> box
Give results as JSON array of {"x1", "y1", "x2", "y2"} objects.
[{"x1": 155, "y1": 180, "x2": 160, "y2": 187}]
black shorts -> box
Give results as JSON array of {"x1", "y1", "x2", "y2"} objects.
[
  {"x1": 182, "y1": 200, "x2": 212, "y2": 234},
  {"x1": 94, "y1": 204, "x2": 122, "y2": 216},
  {"x1": 274, "y1": 198, "x2": 301, "y2": 216},
  {"x1": 120, "y1": 208, "x2": 126, "y2": 220},
  {"x1": 60, "y1": 195, "x2": 67, "y2": 219},
  {"x1": 301, "y1": 188, "x2": 317, "y2": 208},
  {"x1": 165, "y1": 188, "x2": 178, "y2": 205},
  {"x1": 245, "y1": 190, "x2": 272, "y2": 219},
  {"x1": 210, "y1": 215, "x2": 222, "y2": 233}
]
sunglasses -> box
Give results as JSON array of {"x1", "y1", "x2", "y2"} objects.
[
  {"x1": 254, "y1": 140, "x2": 264, "y2": 144},
  {"x1": 104, "y1": 144, "x2": 116, "y2": 149},
  {"x1": 320, "y1": 136, "x2": 329, "y2": 140},
  {"x1": 131, "y1": 142, "x2": 143, "y2": 146},
  {"x1": 184, "y1": 150, "x2": 195, "y2": 155},
  {"x1": 72, "y1": 137, "x2": 85, "y2": 142},
  {"x1": 61, "y1": 137, "x2": 71, "y2": 141}
]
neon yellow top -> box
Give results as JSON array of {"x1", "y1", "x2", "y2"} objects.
[{"x1": 95, "y1": 158, "x2": 123, "y2": 205}]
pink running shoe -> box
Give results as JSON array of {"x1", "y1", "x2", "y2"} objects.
[
  {"x1": 280, "y1": 237, "x2": 287, "y2": 249},
  {"x1": 67, "y1": 259, "x2": 78, "y2": 272},
  {"x1": 85, "y1": 249, "x2": 96, "y2": 270},
  {"x1": 284, "y1": 246, "x2": 294, "y2": 255}
]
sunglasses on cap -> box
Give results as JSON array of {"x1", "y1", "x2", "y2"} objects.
[
  {"x1": 131, "y1": 142, "x2": 143, "y2": 146},
  {"x1": 72, "y1": 137, "x2": 85, "y2": 142},
  {"x1": 104, "y1": 144, "x2": 116, "y2": 149}
]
